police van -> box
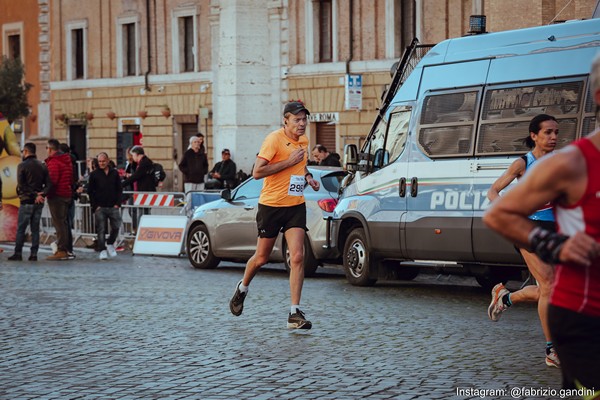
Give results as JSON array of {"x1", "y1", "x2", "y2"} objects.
[{"x1": 329, "y1": 18, "x2": 600, "y2": 287}]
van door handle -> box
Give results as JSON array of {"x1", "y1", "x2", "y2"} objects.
[
  {"x1": 410, "y1": 177, "x2": 418, "y2": 197},
  {"x1": 399, "y1": 177, "x2": 406, "y2": 197}
]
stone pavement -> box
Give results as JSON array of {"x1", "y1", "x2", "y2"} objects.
[{"x1": 0, "y1": 246, "x2": 565, "y2": 399}]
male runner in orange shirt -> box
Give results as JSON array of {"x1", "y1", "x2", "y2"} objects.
[{"x1": 229, "y1": 101, "x2": 319, "y2": 329}]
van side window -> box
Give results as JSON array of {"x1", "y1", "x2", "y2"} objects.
[
  {"x1": 418, "y1": 90, "x2": 479, "y2": 157},
  {"x1": 477, "y1": 80, "x2": 584, "y2": 155},
  {"x1": 386, "y1": 109, "x2": 411, "y2": 163},
  {"x1": 583, "y1": 80, "x2": 597, "y2": 137}
]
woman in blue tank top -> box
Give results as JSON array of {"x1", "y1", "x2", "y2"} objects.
[
  {"x1": 486, "y1": 114, "x2": 561, "y2": 368},
  {"x1": 523, "y1": 151, "x2": 555, "y2": 222}
]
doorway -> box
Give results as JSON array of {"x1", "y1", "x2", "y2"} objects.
[
  {"x1": 68, "y1": 124, "x2": 87, "y2": 179},
  {"x1": 316, "y1": 122, "x2": 337, "y2": 153}
]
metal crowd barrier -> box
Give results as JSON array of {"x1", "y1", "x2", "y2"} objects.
[{"x1": 40, "y1": 191, "x2": 187, "y2": 247}]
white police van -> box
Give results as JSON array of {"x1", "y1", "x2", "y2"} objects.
[{"x1": 329, "y1": 18, "x2": 600, "y2": 287}]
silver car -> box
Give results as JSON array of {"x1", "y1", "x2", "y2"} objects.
[{"x1": 185, "y1": 166, "x2": 346, "y2": 276}]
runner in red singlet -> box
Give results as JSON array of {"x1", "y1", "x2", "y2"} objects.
[{"x1": 483, "y1": 55, "x2": 600, "y2": 397}]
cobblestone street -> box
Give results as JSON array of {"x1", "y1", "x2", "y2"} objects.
[{"x1": 1, "y1": 246, "x2": 563, "y2": 399}]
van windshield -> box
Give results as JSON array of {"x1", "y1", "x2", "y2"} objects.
[{"x1": 364, "y1": 107, "x2": 411, "y2": 171}]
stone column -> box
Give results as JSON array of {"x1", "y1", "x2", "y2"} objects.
[
  {"x1": 38, "y1": 0, "x2": 51, "y2": 138},
  {"x1": 211, "y1": 0, "x2": 274, "y2": 173}
]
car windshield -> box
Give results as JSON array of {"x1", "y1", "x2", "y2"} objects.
[
  {"x1": 233, "y1": 177, "x2": 264, "y2": 200},
  {"x1": 320, "y1": 172, "x2": 345, "y2": 193},
  {"x1": 232, "y1": 169, "x2": 346, "y2": 200}
]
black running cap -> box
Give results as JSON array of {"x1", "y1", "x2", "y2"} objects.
[{"x1": 283, "y1": 101, "x2": 310, "y2": 116}]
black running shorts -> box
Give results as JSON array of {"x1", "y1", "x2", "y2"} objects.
[
  {"x1": 256, "y1": 203, "x2": 307, "y2": 238},
  {"x1": 548, "y1": 304, "x2": 600, "y2": 390}
]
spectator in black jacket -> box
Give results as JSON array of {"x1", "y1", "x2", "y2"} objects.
[
  {"x1": 179, "y1": 135, "x2": 208, "y2": 192},
  {"x1": 206, "y1": 149, "x2": 237, "y2": 189},
  {"x1": 121, "y1": 146, "x2": 155, "y2": 229},
  {"x1": 121, "y1": 146, "x2": 156, "y2": 192},
  {"x1": 88, "y1": 152, "x2": 123, "y2": 260},
  {"x1": 311, "y1": 144, "x2": 341, "y2": 167},
  {"x1": 8, "y1": 143, "x2": 52, "y2": 261}
]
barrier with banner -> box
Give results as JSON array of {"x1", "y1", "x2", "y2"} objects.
[
  {"x1": 37, "y1": 190, "x2": 221, "y2": 252},
  {"x1": 39, "y1": 191, "x2": 186, "y2": 247},
  {"x1": 132, "y1": 215, "x2": 188, "y2": 256}
]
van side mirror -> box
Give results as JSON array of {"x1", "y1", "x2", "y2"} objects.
[
  {"x1": 220, "y1": 188, "x2": 232, "y2": 201},
  {"x1": 344, "y1": 144, "x2": 358, "y2": 172},
  {"x1": 373, "y1": 148, "x2": 389, "y2": 169}
]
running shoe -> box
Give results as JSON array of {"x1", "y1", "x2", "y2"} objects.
[
  {"x1": 488, "y1": 283, "x2": 510, "y2": 322},
  {"x1": 287, "y1": 309, "x2": 312, "y2": 330},
  {"x1": 545, "y1": 347, "x2": 560, "y2": 368},
  {"x1": 107, "y1": 244, "x2": 117, "y2": 258},
  {"x1": 99, "y1": 250, "x2": 108, "y2": 260},
  {"x1": 229, "y1": 280, "x2": 247, "y2": 316}
]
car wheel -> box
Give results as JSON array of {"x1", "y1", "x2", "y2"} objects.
[
  {"x1": 187, "y1": 224, "x2": 220, "y2": 269},
  {"x1": 343, "y1": 227, "x2": 377, "y2": 286},
  {"x1": 284, "y1": 235, "x2": 319, "y2": 277}
]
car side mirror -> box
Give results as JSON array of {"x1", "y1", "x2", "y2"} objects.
[
  {"x1": 220, "y1": 188, "x2": 232, "y2": 201},
  {"x1": 344, "y1": 144, "x2": 358, "y2": 172}
]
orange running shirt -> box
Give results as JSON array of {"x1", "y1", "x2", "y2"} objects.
[{"x1": 258, "y1": 128, "x2": 309, "y2": 207}]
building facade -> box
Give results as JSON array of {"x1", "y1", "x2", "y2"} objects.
[
  {"x1": 0, "y1": 0, "x2": 50, "y2": 140},
  {"x1": 6, "y1": 0, "x2": 595, "y2": 190}
]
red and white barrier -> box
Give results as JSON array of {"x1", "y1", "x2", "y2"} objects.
[{"x1": 133, "y1": 193, "x2": 175, "y2": 207}]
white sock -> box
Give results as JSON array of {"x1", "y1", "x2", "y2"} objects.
[
  {"x1": 291, "y1": 305, "x2": 300, "y2": 314},
  {"x1": 238, "y1": 281, "x2": 248, "y2": 293}
]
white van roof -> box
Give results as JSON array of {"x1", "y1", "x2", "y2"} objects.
[
  {"x1": 424, "y1": 19, "x2": 600, "y2": 65},
  {"x1": 393, "y1": 19, "x2": 600, "y2": 103}
]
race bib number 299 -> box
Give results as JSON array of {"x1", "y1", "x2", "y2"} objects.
[{"x1": 288, "y1": 175, "x2": 305, "y2": 196}]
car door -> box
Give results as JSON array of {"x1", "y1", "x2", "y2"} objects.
[
  {"x1": 354, "y1": 105, "x2": 412, "y2": 259},
  {"x1": 212, "y1": 178, "x2": 264, "y2": 256},
  {"x1": 404, "y1": 89, "x2": 481, "y2": 262}
]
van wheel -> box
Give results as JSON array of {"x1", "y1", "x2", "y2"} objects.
[
  {"x1": 187, "y1": 225, "x2": 221, "y2": 269},
  {"x1": 343, "y1": 228, "x2": 377, "y2": 286},
  {"x1": 283, "y1": 236, "x2": 319, "y2": 277}
]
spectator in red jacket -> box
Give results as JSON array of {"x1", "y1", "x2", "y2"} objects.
[{"x1": 45, "y1": 139, "x2": 74, "y2": 261}]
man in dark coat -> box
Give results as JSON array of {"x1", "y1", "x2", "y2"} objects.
[
  {"x1": 121, "y1": 146, "x2": 156, "y2": 228},
  {"x1": 88, "y1": 152, "x2": 123, "y2": 261},
  {"x1": 121, "y1": 145, "x2": 156, "y2": 192},
  {"x1": 206, "y1": 149, "x2": 237, "y2": 189},
  {"x1": 8, "y1": 142, "x2": 52, "y2": 261},
  {"x1": 179, "y1": 135, "x2": 208, "y2": 192},
  {"x1": 311, "y1": 144, "x2": 341, "y2": 167}
]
